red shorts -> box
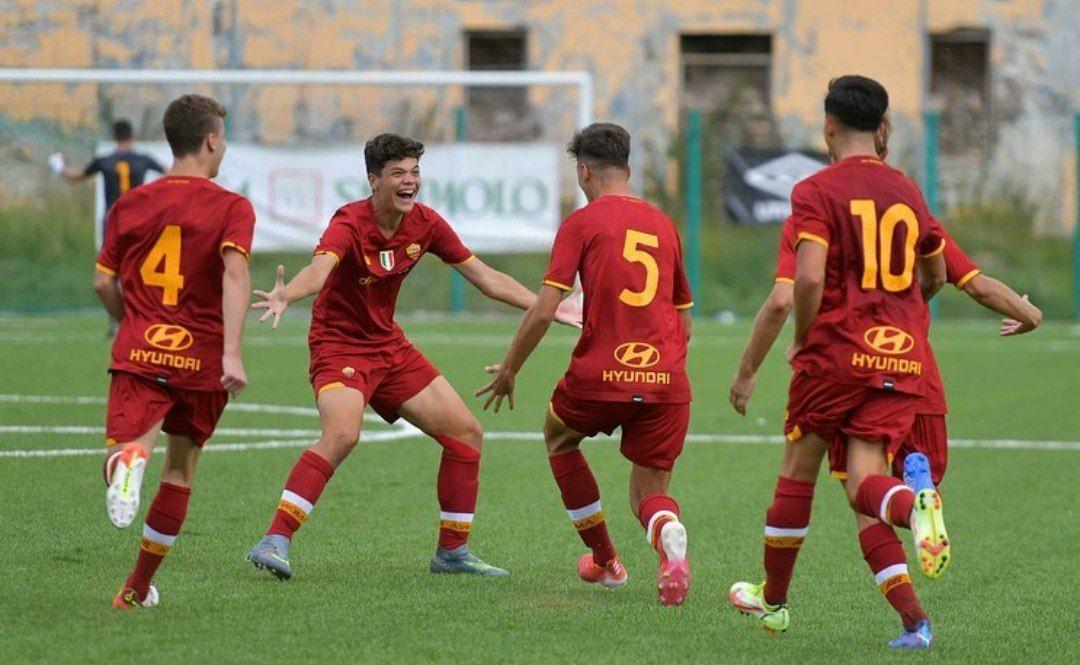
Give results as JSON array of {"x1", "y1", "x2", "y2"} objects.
[
  {"x1": 829, "y1": 414, "x2": 948, "y2": 485},
  {"x1": 105, "y1": 371, "x2": 228, "y2": 447},
  {"x1": 309, "y1": 340, "x2": 439, "y2": 423},
  {"x1": 784, "y1": 371, "x2": 918, "y2": 475},
  {"x1": 549, "y1": 381, "x2": 690, "y2": 471}
]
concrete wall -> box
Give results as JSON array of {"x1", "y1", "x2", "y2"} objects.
[{"x1": 1, "y1": 0, "x2": 1076, "y2": 229}]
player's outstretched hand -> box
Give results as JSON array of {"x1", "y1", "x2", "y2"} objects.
[
  {"x1": 221, "y1": 354, "x2": 248, "y2": 399},
  {"x1": 252, "y1": 265, "x2": 288, "y2": 329},
  {"x1": 475, "y1": 364, "x2": 515, "y2": 413},
  {"x1": 554, "y1": 295, "x2": 584, "y2": 329},
  {"x1": 48, "y1": 152, "x2": 65, "y2": 175},
  {"x1": 1000, "y1": 294, "x2": 1040, "y2": 337},
  {"x1": 729, "y1": 370, "x2": 756, "y2": 416}
]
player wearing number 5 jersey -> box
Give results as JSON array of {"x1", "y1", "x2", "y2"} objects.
[
  {"x1": 478, "y1": 123, "x2": 694, "y2": 606},
  {"x1": 93, "y1": 95, "x2": 255, "y2": 608},
  {"x1": 727, "y1": 77, "x2": 950, "y2": 649}
]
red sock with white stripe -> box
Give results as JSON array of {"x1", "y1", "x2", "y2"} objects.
[
  {"x1": 855, "y1": 475, "x2": 915, "y2": 529},
  {"x1": 860, "y1": 522, "x2": 928, "y2": 630},
  {"x1": 763, "y1": 476, "x2": 815, "y2": 606},
  {"x1": 549, "y1": 450, "x2": 617, "y2": 565},
  {"x1": 267, "y1": 450, "x2": 335, "y2": 539},
  {"x1": 435, "y1": 435, "x2": 480, "y2": 550},
  {"x1": 124, "y1": 482, "x2": 190, "y2": 600},
  {"x1": 637, "y1": 493, "x2": 681, "y2": 555}
]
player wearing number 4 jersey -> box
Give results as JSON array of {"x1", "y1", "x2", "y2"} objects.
[
  {"x1": 94, "y1": 95, "x2": 255, "y2": 608},
  {"x1": 245, "y1": 133, "x2": 582, "y2": 581},
  {"x1": 478, "y1": 123, "x2": 693, "y2": 606}
]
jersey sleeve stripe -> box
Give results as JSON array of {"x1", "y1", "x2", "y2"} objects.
[
  {"x1": 919, "y1": 237, "x2": 947, "y2": 258},
  {"x1": 674, "y1": 301, "x2": 694, "y2": 310},
  {"x1": 220, "y1": 241, "x2": 250, "y2": 260},
  {"x1": 795, "y1": 232, "x2": 829, "y2": 249},
  {"x1": 542, "y1": 278, "x2": 573, "y2": 292},
  {"x1": 774, "y1": 277, "x2": 795, "y2": 284},
  {"x1": 955, "y1": 268, "x2": 981, "y2": 289},
  {"x1": 450, "y1": 254, "x2": 476, "y2": 267},
  {"x1": 94, "y1": 262, "x2": 117, "y2": 276},
  {"x1": 314, "y1": 249, "x2": 341, "y2": 263}
]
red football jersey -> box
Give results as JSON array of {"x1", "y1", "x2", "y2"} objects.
[
  {"x1": 309, "y1": 198, "x2": 472, "y2": 353},
  {"x1": 788, "y1": 155, "x2": 944, "y2": 395},
  {"x1": 916, "y1": 222, "x2": 981, "y2": 415},
  {"x1": 543, "y1": 195, "x2": 693, "y2": 403},
  {"x1": 774, "y1": 216, "x2": 797, "y2": 283},
  {"x1": 96, "y1": 177, "x2": 256, "y2": 391}
]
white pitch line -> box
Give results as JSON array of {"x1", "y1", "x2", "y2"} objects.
[{"x1": 2, "y1": 430, "x2": 1078, "y2": 460}]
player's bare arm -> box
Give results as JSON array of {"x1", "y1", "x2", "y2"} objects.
[
  {"x1": 959, "y1": 276, "x2": 1043, "y2": 336},
  {"x1": 221, "y1": 248, "x2": 251, "y2": 398},
  {"x1": 251, "y1": 254, "x2": 338, "y2": 328},
  {"x1": 730, "y1": 282, "x2": 793, "y2": 415},
  {"x1": 917, "y1": 253, "x2": 947, "y2": 301},
  {"x1": 93, "y1": 267, "x2": 125, "y2": 321},
  {"x1": 475, "y1": 284, "x2": 563, "y2": 412},
  {"x1": 454, "y1": 257, "x2": 582, "y2": 329},
  {"x1": 790, "y1": 240, "x2": 827, "y2": 360}
]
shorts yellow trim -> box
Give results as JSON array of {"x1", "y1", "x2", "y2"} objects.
[
  {"x1": 955, "y1": 268, "x2": 981, "y2": 289},
  {"x1": 795, "y1": 232, "x2": 829, "y2": 249},
  {"x1": 674, "y1": 301, "x2": 694, "y2": 310},
  {"x1": 220, "y1": 241, "x2": 250, "y2": 260},
  {"x1": 774, "y1": 277, "x2": 794, "y2": 284},
  {"x1": 317, "y1": 381, "x2": 346, "y2": 395},
  {"x1": 919, "y1": 237, "x2": 947, "y2": 258},
  {"x1": 542, "y1": 278, "x2": 573, "y2": 292},
  {"x1": 450, "y1": 254, "x2": 476, "y2": 267},
  {"x1": 830, "y1": 470, "x2": 849, "y2": 480},
  {"x1": 547, "y1": 401, "x2": 566, "y2": 426},
  {"x1": 786, "y1": 425, "x2": 803, "y2": 442},
  {"x1": 95, "y1": 263, "x2": 117, "y2": 276}
]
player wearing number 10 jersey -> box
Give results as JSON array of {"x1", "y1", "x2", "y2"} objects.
[
  {"x1": 94, "y1": 95, "x2": 255, "y2": 608},
  {"x1": 478, "y1": 123, "x2": 694, "y2": 606},
  {"x1": 728, "y1": 77, "x2": 949, "y2": 649}
]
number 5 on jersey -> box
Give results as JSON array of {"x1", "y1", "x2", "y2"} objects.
[
  {"x1": 619, "y1": 229, "x2": 659, "y2": 307},
  {"x1": 140, "y1": 225, "x2": 185, "y2": 306}
]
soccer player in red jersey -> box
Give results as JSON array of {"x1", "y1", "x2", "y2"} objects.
[
  {"x1": 726, "y1": 76, "x2": 951, "y2": 648},
  {"x1": 477, "y1": 123, "x2": 694, "y2": 605},
  {"x1": 94, "y1": 95, "x2": 255, "y2": 608},
  {"x1": 245, "y1": 134, "x2": 581, "y2": 579}
]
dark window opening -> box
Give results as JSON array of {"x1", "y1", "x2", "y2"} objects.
[
  {"x1": 680, "y1": 33, "x2": 775, "y2": 149},
  {"x1": 465, "y1": 30, "x2": 537, "y2": 141},
  {"x1": 930, "y1": 29, "x2": 991, "y2": 155}
]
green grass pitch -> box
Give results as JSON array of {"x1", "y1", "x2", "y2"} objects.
[{"x1": 1, "y1": 314, "x2": 1078, "y2": 663}]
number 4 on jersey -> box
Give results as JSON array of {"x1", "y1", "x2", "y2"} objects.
[{"x1": 140, "y1": 224, "x2": 185, "y2": 306}]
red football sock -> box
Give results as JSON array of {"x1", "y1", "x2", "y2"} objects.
[
  {"x1": 267, "y1": 450, "x2": 335, "y2": 539},
  {"x1": 855, "y1": 475, "x2": 915, "y2": 528},
  {"x1": 125, "y1": 482, "x2": 190, "y2": 599},
  {"x1": 549, "y1": 450, "x2": 617, "y2": 566},
  {"x1": 762, "y1": 476, "x2": 815, "y2": 606},
  {"x1": 860, "y1": 522, "x2": 928, "y2": 630},
  {"x1": 434, "y1": 435, "x2": 480, "y2": 550},
  {"x1": 637, "y1": 493, "x2": 681, "y2": 554}
]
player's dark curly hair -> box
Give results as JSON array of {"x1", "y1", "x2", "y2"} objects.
[
  {"x1": 824, "y1": 75, "x2": 889, "y2": 132},
  {"x1": 112, "y1": 119, "x2": 133, "y2": 142},
  {"x1": 365, "y1": 134, "x2": 425, "y2": 175},
  {"x1": 567, "y1": 122, "x2": 631, "y2": 170},
  {"x1": 163, "y1": 94, "x2": 226, "y2": 157}
]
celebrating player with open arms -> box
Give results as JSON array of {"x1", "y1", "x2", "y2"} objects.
[
  {"x1": 726, "y1": 76, "x2": 953, "y2": 648},
  {"x1": 477, "y1": 123, "x2": 695, "y2": 605},
  {"x1": 95, "y1": 94, "x2": 255, "y2": 607},
  {"x1": 245, "y1": 134, "x2": 581, "y2": 579}
]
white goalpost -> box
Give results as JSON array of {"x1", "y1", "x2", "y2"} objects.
[{"x1": 0, "y1": 67, "x2": 595, "y2": 255}]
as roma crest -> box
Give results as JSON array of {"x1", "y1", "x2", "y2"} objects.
[{"x1": 406, "y1": 243, "x2": 422, "y2": 260}]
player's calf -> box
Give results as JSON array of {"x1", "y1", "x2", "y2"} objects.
[{"x1": 105, "y1": 442, "x2": 150, "y2": 529}]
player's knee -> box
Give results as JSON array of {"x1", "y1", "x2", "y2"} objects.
[
  {"x1": 843, "y1": 473, "x2": 868, "y2": 509},
  {"x1": 322, "y1": 426, "x2": 361, "y2": 454},
  {"x1": 450, "y1": 417, "x2": 483, "y2": 452}
]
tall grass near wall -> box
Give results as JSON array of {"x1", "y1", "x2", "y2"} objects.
[{"x1": 0, "y1": 189, "x2": 1073, "y2": 319}]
